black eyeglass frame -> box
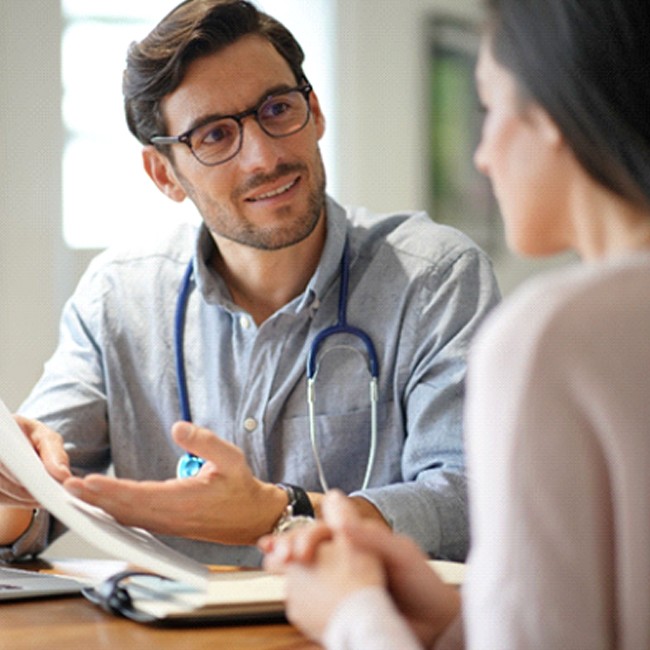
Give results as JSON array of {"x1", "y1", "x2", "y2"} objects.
[{"x1": 150, "y1": 82, "x2": 313, "y2": 167}]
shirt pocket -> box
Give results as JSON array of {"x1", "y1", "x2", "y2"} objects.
[{"x1": 274, "y1": 402, "x2": 401, "y2": 493}]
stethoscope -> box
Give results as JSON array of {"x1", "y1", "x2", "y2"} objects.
[{"x1": 174, "y1": 240, "x2": 380, "y2": 492}]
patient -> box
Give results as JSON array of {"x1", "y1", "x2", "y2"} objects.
[{"x1": 261, "y1": 0, "x2": 650, "y2": 647}]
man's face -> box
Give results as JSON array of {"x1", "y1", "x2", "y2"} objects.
[{"x1": 151, "y1": 34, "x2": 327, "y2": 251}]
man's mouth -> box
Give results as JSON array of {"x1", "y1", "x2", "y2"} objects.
[{"x1": 246, "y1": 177, "x2": 299, "y2": 202}]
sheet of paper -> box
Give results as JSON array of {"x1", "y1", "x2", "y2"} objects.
[{"x1": 0, "y1": 398, "x2": 210, "y2": 589}]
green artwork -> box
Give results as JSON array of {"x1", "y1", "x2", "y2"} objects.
[{"x1": 428, "y1": 18, "x2": 502, "y2": 256}]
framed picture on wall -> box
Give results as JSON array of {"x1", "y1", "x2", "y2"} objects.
[{"x1": 427, "y1": 16, "x2": 503, "y2": 257}]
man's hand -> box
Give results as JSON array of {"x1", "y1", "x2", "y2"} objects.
[
  {"x1": 0, "y1": 416, "x2": 71, "y2": 508},
  {"x1": 0, "y1": 416, "x2": 71, "y2": 546},
  {"x1": 63, "y1": 422, "x2": 288, "y2": 546}
]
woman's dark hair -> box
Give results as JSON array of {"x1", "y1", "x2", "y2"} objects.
[
  {"x1": 124, "y1": 0, "x2": 305, "y2": 146},
  {"x1": 485, "y1": 0, "x2": 650, "y2": 208}
]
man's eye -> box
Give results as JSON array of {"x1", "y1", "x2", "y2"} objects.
[
  {"x1": 203, "y1": 125, "x2": 229, "y2": 143},
  {"x1": 196, "y1": 121, "x2": 236, "y2": 146},
  {"x1": 261, "y1": 98, "x2": 292, "y2": 120}
]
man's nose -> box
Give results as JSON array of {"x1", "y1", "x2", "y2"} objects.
[{"x1": 237, "y1": 117, "x2": 283, "y2": 172}]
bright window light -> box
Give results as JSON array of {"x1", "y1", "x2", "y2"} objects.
[
  {"x1": 61, "y1": 0, "x2": 195, "y2": 249},
  {"x1": 61, "y1": 0, "x2": 335, "y2": 250}
]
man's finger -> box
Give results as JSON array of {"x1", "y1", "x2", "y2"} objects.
[
  {"x1": 171, "y1": 422, "x2": 244, "y2": 469},
  {"x1": 13, "y1": 415, "x2": 71, "y2": 481}
]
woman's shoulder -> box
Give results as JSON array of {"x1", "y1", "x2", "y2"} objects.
[{"x1": 472, "y1": 254, "x2": 650, "y2": 368}]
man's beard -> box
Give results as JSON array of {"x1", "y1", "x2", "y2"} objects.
[{"x1": 179, "y1": 156, "x2": 327, "y2": 251}]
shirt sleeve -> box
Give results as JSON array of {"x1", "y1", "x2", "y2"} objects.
[
  {"x1": 7, "y1": 264, "x2": 111, "y2": 559},
  {"x1": 323, "y1": 586, "x2": 424, "y2": 650},
  {"x1": 19, "y1": 260, "x2": 111, "y2": 474},
  {"x1": 353, "y1": 248, "x2": 500, "y2": 561}
]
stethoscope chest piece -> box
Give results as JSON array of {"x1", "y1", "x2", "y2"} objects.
[{"x1": 176, "y1": 453, "x2": 205, "y2": 479}]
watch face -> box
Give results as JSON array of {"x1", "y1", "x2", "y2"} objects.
[{"x1": 276, "y1": 516, "x2": 315, "y2": 534}]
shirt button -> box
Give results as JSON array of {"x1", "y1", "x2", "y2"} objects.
[
  {"x1": 240, "y1": 315, "x2": 251, "y2": 329},
  {"x1": 243, "y1": 417, "x2": 258, "y2": 432}
]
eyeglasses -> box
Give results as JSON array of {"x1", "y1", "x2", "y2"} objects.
[{"x1": 150, "y1": 83, "x2": 313, "y2": 166}]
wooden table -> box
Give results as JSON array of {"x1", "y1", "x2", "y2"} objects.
[{"x1": 0, "y1": 559, "x2": 320, "y2": 650}]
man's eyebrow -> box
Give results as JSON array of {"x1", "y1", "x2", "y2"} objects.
[{"x1": 179, "y1": 82, "x2": 300, "y2": 135}]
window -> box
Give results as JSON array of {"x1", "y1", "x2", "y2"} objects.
[{"x1": 61, "y1": 0, "x2": 335, "y2": 250}]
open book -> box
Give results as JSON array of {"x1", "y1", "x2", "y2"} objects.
[{"x1": 0, "y1": 398, "x2": 464, "y2": 623}]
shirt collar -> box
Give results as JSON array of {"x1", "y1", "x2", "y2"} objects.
[
  {"x1": 190, "y1": 194, "x2": 349, "y2": 312},
  {"x1": 296, "y1": 195, "x2": 348, "y2": 312},
  {"x1": 191, "y1": 225, "x2": 230, "y2": 305}
]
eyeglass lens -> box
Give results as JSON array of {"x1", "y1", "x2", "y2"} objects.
[{"x1": 189, "y1": 89, "x2": 310, "y2": 165}]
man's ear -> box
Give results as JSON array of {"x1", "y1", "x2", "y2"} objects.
[
  {"x1": 142, "y1": 146, "x2": 187, "y2": 202},
  {"x1": 309, "y1": 90, "x2": 326, "y2": 141}
]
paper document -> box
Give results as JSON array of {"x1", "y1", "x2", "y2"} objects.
[{"x1": 0, "y1": 398, "x2": 211, "y2": 588}]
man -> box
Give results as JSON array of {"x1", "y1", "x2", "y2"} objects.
[{"x1": 0, "y1": 0, "x2": 499, "y2": 566}]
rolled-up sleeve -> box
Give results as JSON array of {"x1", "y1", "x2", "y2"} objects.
[{"x1": 353, "y1": 247, "x2": 500, "y2": 561}]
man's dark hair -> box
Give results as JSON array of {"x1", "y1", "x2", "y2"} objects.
[
  {"x1": 124, "y1": 0, "x2": 305, "y2": 147},
  {"x1": 485, "y1": 0, "x2": 650, "y2": 208}
]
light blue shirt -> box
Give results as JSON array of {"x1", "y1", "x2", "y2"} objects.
[{"x1": 17, "y1": 196, "x2": 500, "y2": 565}]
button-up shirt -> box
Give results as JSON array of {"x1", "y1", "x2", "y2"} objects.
[{"x1": 16, "y1": 196, "x2": 500, "y2": 565}]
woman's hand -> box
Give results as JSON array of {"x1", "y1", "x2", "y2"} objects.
[{"x1": 261, "y1": 490, "x2": 461, "y2": 647}]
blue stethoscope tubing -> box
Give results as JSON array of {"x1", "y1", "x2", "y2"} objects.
[
  {"x1": 174, "y1": 260, "x2": 205, "y2": 478},
  {"x1": 174, "y1": 240, "x2": 380, "y2": 490},
  {"x1": 306, "y1": 241, "x2": 379, "y2": 491},
  {"x1": 175, "y1": 260, "x2": 194, "y2": 424}
]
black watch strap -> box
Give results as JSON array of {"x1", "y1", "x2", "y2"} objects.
[{"x1": 276, "y1": 483, "x2": 314, "y2": 518}]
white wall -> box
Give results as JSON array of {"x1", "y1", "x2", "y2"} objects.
[
  {"x1": 1, "y1": 2, "x2": 59, "y2": 412},
  {"x1": 335, "y1": 0, "x2": 481, "y2": 212}
]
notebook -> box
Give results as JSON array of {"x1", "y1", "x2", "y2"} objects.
[
  {"x1": 0, "y1": 565, "x2": 84, "y2": 601},
  {"x1": 81, "y1": 560, "x2": 463, "y2": 625}
]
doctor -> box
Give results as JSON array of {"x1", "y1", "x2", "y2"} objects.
[{"x1": 0, "y1": 0, "x2": 499, "y2": 566}]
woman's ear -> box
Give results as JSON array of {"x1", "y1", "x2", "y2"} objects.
[
  {"x1": 142, "y1": 146, "x2": 187, "y2": 202},
  {"x1": 531, "y1": 104, "x2": 563, "y2": 149}
]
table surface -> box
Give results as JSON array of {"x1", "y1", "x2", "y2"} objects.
[{"x1": 0, "y1": 559, "x2": 320, "y2": 650}]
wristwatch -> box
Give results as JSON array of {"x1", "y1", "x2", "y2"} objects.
[{"x1": 273, "y1": 483, "x2": 315, "y2": 534}]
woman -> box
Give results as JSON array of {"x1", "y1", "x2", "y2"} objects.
[{"x1": 261, "y1": 0, "x2": 650, "y2": 648}]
